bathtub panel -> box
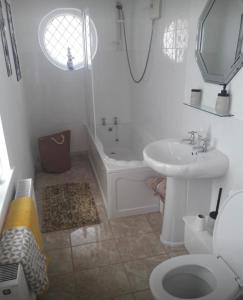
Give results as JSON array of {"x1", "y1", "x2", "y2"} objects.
[
  {"x1": 88, "y1": 134, "x2": 108, "y2": 206},
  {"x1": 108, "y1": 168, "x2": 160, "y2": 218},
  {"x1": 88, "y1": 127, "x2": 161, "y2": 219}
]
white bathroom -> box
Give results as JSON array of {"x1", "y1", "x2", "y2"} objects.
[{"x1": 0, "y1": 0, "x2": 243, "y2": 299}]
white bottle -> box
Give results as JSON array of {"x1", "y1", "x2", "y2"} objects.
[
  {"x1": 190, "y1": 89, "x2": 202, "y2": 106},
  {"x1": 215, "y1": 85, "x2": 231, "y2": 115}
]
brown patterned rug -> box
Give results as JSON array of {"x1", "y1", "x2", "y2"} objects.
[{"x1": 41, "y1": 182, "x2": 100, "y2": 232}]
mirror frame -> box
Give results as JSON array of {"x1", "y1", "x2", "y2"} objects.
[{"x1": 196, "y1": 0, "x2": 243, "y2": 85}]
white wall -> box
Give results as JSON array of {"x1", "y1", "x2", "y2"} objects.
[
  {"x1": 13, "y1": 0, "x2": 132, "y2": 162},
  {"x1": 13, "y1": 0, "x2": 89, "y2": 159},
  {"x1": 91, "y1": 0, "x2": 132, "y2": 126},
  {"x1": 128, "y1": 0, "x2": 243, "y2": 209},
  {"x1": 0, "y1": 1, "x2": 34, "y2": 180}
]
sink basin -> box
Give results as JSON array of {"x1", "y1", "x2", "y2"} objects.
[{"x1": 143, "y1": 139, "x2": 229, "y2": 179}]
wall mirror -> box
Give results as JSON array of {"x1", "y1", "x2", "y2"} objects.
[{"x1": 196, "y1": 0, "x2": 243, "y2": 85}]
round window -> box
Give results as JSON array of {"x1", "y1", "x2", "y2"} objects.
[{"x1": 38, "y1": 8, "x2": 98, "y2": 71}]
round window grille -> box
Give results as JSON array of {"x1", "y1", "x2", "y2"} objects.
[{"x1": 38, "y1": 8, "x2": 98, "y2": 71}]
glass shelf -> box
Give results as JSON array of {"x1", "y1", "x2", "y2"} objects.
[{"x1": 184, "y1": 103, "x2": 234, "y2": 117}]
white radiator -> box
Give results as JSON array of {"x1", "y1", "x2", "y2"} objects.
[
  {"x1": 0, "y1": 264, "x2": 35, "y2": 300},
  {"x1": 0, "y1": 179, "x2": 37, "y2": 300},
  {"x1": 14, "y1": 178, "x2": 36, "y2": 207}
]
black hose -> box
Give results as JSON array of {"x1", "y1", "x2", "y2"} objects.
[{"x1": 120, "y1": 9, "x2": 154, "y2": 84}]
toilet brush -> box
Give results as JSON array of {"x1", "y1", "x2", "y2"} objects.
[
  {"x1": 207, "y1": 188, "x2": 222, "y2": 234},
  {"x1": 210, "y1": 187, "x2": 223, "y2": 220}
]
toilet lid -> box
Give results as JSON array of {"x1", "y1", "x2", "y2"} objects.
[{"x1": 213, "y1": 190, "x2": 243, "y2": 286}]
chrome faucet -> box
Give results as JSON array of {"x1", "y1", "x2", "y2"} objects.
[
  {"x1": 101, "y1": 117, "x2": 106, "y2": 126},
  {"x1": 193, "y1": 135, "x2": 209, "y2": 152},
  {"x1": 181, "y1": 131, "x2": 198, "y2": 145},
  {"x1": 114, "y1": 117, "x2": 118, "y2": 125}
]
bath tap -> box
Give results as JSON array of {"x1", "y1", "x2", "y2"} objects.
[
  {"x1": 101, "y1": 118, "x2": 106, "y2": 126},
  {"x1": 181, "y1": 131, "x2": 197, "y2": 145},
  {"x1": 193, "y1": 135, "x2": 209, "y2": 152},
  {"x1": 114, "y1": 117, "x2": 118, "y2": 125}
]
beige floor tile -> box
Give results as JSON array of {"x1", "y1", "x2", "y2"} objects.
[
  {"x1": 47, "y1": 248, "x2": 73, "y2": 275},
  {"x1": 93, "y1": 193, "x2": 105, "y2": 204},
  {"x1": 124, "y1": 255, "x2": 168, "y2": 292},
  {"x1": 164, "y1": 245, "x2": 188, "y2": 257},
  {"x1": 96, "y1": 203, "x2": 109, "y2": 222},
  {"x1": 72, "y1": 239, "x2": 121, "y2": 270},
  {"x1": 35, "y1": 156, "x2": 178, "y2": 300},
  {"x1": 38, "y1": 273, "x2": 77, "y2": 300},
  {"x1": 75, "y1": 264, "x2": 132, "y2": 299},
  {"x1": 116, "y1": 233, "x2": 166, "y2": 262},
  {"x1": 117, "y1": 296, "x2": 135, "y2": 300},
  {"x1": 149, "y1": 232, "x2": 168, "y2": 255},
  {"x1": 38, "y1": 293, "x2": 76, "y2": 300},
  {"x1": 71, "y1": 153, "x2": 88, "y2": 161},
  {"x1": 48, "y1": 272, "x2": 76, "y2": 293},
  {"x1": 70, "y1": 222, "x2": 113, "y2": 246},
  {"x1": 36, "y1": 156, "x2": 94, "y2": 190},
  {"x1": 64, "y1": 168, "x2": 94, "y2": 184},
  {"x1": 35, "y1": 172, "x2": 66, "y2": 190},
  {"x1": 133, "y1": 290, "x2": 154, "y2": 300},
  {"x1": 145, "y1": 212, "x2": 162, "y2": 232},
  {"x1": 107, "y1": 294, "x2": 135, "y2": 300},
  {"x1": 109, "y1": 215, "x2": 153, "y2": 238},
  {"x1": 43, "y1": 230, "x2": 71, "y2": 250},
  {"x1": 88, "y1": 179, "x2": 101, "y2": 191}
]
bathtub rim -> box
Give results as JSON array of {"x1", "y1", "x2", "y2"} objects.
[{"x1": 88, "y1": 127, "x2": 147, "y2": 173}]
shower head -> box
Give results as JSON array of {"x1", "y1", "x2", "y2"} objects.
[{"x1": 116, "y1": 2, "x2": 123, "y2": 10}]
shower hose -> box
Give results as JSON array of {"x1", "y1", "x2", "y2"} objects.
[{"x1": 120, "y1": 9, "x2": 155, "y2": 84}]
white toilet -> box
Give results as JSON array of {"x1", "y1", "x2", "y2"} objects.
[{"x1": 150, "y1": 190, "x2": 243, "y2": 300}]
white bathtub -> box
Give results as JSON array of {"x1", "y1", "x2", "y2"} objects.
[{"x1": 88, "y1": 123, "x2": 160, "y2": 218}]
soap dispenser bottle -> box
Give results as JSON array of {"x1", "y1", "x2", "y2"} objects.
[{"x1": 215, "y1": 84, "x2": 230, "y2": 115}]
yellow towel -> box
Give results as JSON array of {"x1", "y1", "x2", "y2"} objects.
[{"x1": 3, "y1": 197, "x2": 44, "y2": 251}]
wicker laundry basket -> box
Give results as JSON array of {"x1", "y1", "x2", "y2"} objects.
[{"x1": 38, "y1": 130, "x2": 71, "y2": 173}]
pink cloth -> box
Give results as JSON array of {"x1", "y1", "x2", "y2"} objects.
[
  {"x1": 156, "y1": 180, "x2": 166, "y2": 199},
  {"x1": 146, "y1": 177, "x2": 166, "y2": 199}
]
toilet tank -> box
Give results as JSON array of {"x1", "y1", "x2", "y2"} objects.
[{"x1": 183, "y1": 216, "x2": 213, "y2": 254}]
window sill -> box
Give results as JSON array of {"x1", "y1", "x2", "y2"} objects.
[{"x1": 0, "y1": 169, "x2": 14, "y2": 233}]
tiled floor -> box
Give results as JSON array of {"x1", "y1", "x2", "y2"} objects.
[{"x1": 36, "y1": 154, "x2": 188, "y2": 300}]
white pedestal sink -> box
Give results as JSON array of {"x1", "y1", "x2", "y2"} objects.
[{"x1": 143, "y1": 139, "x2": 229, "y2": 246}]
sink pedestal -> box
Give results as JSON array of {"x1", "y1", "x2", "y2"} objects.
[
  {"x1": 143, "y1": 138, "x2": 229, "y2": 246},
  {"x1": 160, "y1": 177, "x2": 212, "y2": 246}
]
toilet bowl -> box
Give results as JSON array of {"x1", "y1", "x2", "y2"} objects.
[{"x1": 150, "y1": 191, "x2": 243, "y2": 300}]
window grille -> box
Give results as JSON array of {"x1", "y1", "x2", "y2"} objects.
[{"x1": 38, "y1": 9, "x2": 97, "y2": 70}]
